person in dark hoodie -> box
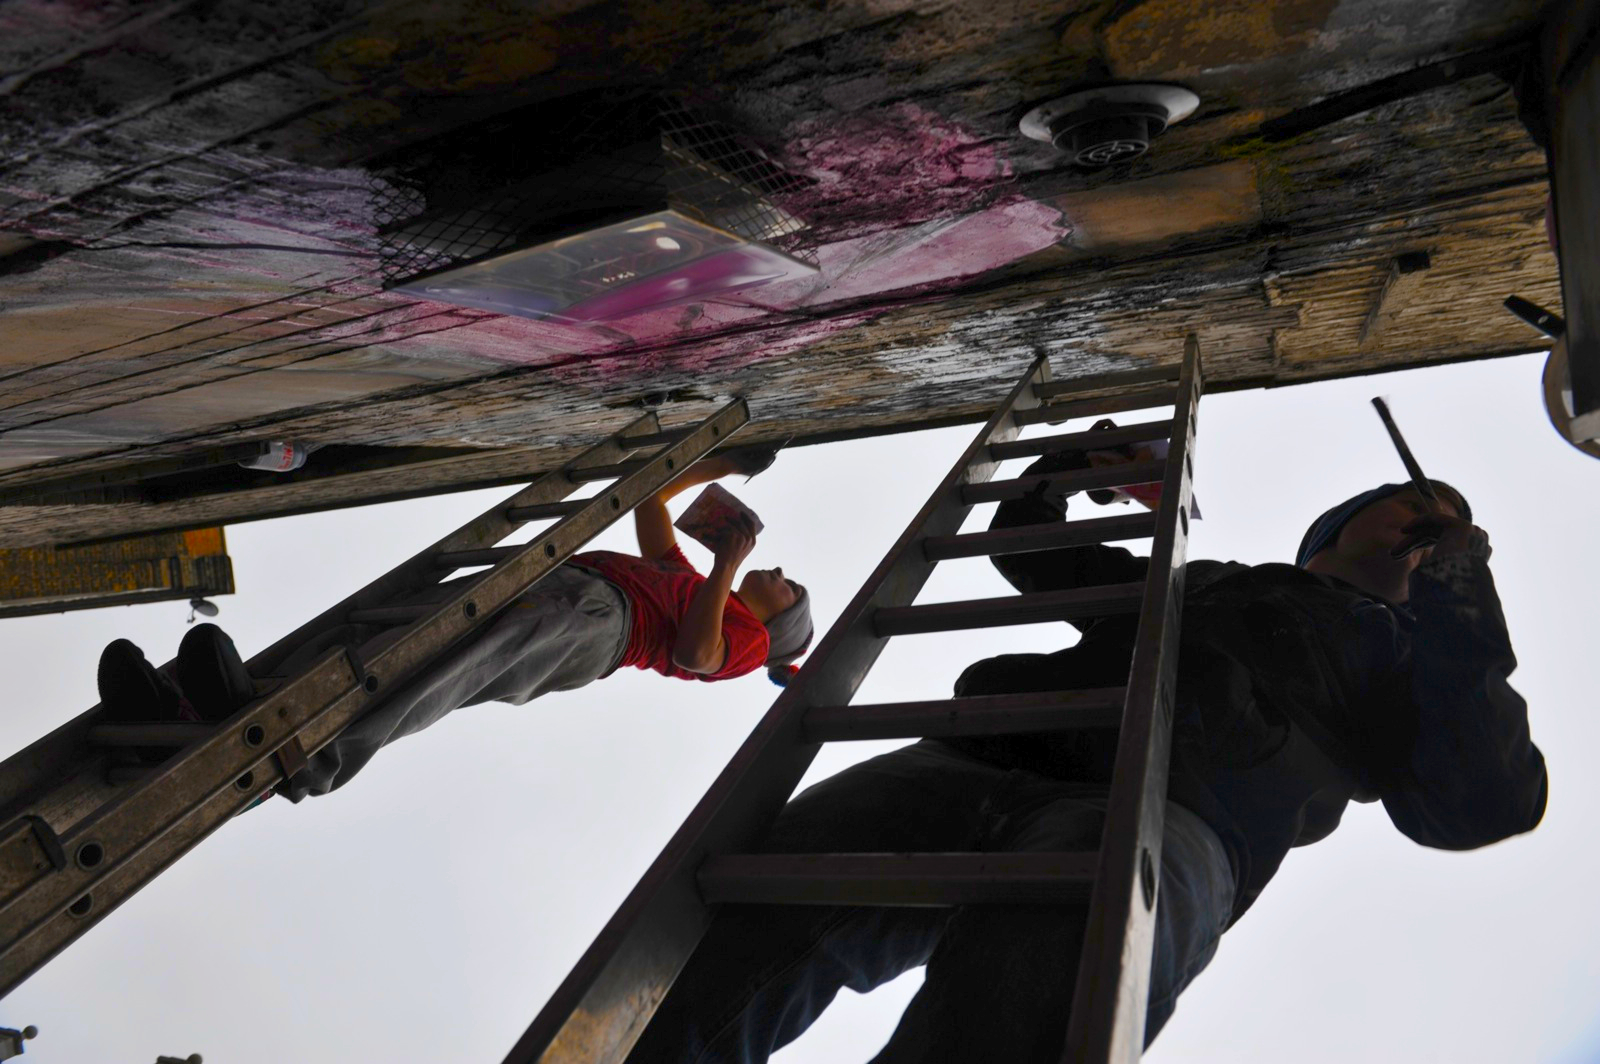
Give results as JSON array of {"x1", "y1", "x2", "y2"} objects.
[{"x1": 629, "y1": 444, "x2": 1546, "y2": 1064}]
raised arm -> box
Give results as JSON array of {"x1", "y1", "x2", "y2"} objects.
[
  {"x1": 672, "y1": 515, "x2": 757, "y2": 674},
  {"x1": 633, "y1": 455, "x2": 738, "y2": 561},
  {"x1": 1379, "y1": 526, "x2": 1547, "y2": 849}
]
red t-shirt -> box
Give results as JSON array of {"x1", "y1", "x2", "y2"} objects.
[{"x1": 572, "y1": 546, "x2": 770, "y2": 682}]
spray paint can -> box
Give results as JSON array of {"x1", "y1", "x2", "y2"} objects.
[{"x1": 238, "y1": 441, "x2": 312, "y2": 473}]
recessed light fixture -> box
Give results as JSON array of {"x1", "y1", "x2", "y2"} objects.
[{"x1": 1020, "y1": 83, "x2": 1200, "y2": 168}]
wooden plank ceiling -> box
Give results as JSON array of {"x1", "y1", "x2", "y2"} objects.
[{"x1": 0, "y1": 0, "x2": 1560, "y2": 544}]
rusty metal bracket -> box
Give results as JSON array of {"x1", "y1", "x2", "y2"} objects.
[
  {"x1": 18, "y1": 820, "x2": 63, "y2": 874},
  {"x1": 273, "y1": 737, "x2": 308, "y2": 781}
]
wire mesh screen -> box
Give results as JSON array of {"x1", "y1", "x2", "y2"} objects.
[{"x1": 370, "y1": 91, "x2": 812, "y2": 288}]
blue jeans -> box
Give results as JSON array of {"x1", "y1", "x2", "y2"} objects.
[{"x1": 631, "y1": 740, "x2": 1234, "y2": 1064}]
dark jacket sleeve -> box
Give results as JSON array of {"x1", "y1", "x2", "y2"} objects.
[
  {"x1": 990, "y1": 482, "x2": 1148, "y2": 627},
  {"x1": 1379, "y1": 552, "x2": 1548, "y2": 849}
]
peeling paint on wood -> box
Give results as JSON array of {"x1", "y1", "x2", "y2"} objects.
[{"x1": 0, "y1": 0, "x2": 1563, "y2": 545}]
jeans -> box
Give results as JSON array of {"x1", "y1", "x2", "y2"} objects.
[{"x1": 631, "y1": 740, "x2": 1234, "y2": 1064}]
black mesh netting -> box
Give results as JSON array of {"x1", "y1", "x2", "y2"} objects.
[{"x1": 369, "y1": 90, "x2": 813, "y2": 287}]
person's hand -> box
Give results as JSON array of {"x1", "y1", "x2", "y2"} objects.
[
  {"x1": 1085, "y1": 442, "x2": 1160, "y2": 509},
  {"x1": 711, "y1": 514, "x2": 758, "y2": 570},
  {"x1": 1085, "y1": 445, "x2": 1156, "y2": 468},
  {"x1": 1393, "y1": 512, "x2": 1491, "y2": 561},
  {"x1": 1085, "y1": 448, "x2": 1129, "y2": 468}
]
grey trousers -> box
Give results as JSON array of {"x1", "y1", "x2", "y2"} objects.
[
  {"x1": 632, "y1": 740, "x2": 1236, "y2": 1063},
  {"x1": 279, "y1": 565, "x2": 631, "y2": 801}
]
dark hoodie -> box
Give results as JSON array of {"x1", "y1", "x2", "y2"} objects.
[{"x1": 948, "y1": 483, "x2": 1547, "y2": 923}]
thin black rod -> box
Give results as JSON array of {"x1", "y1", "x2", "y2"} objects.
[{"x1": 1370, "y1": 397, "x2": 1439, "y2": 509}]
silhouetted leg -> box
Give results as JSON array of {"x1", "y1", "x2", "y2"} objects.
[
  {"x1": 279, "y1": 566, "x2": 630, "y2": 799},
  {"x1": 990, "y1": 451, "x2": 1149, "y2": 596},
  {"x1": 871, "y1": 787, "x2": 1232, "y2": 1064},
  {"x1": 630, "y1": 742, "x2": 1009, "y2": 1064}
]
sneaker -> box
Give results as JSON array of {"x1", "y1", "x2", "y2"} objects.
[
  {"x1": 176, "y1": 624, "x2": 255, "y2": 723},
  {"x1": 97, "y1": 639, "x2": 182, "y2": 723}
]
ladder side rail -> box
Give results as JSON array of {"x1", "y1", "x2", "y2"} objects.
[
  {"x1": 504, "y1": 357, "x2": 1052, "y2": 1064},
  {"x1": 291, "y1": 403, "x2": 749, "y2": 761},
  {"x1": 1064, "y1": 336, "x2": 1204, "y2": 1063},
  {"x1": 0, "y1": 413, "x2": 662, "y2": 825},
  {"x1": 0, "y1": 646, "x2": 360, "y2": 997},
  {"x1": 247, "y1": 411, "x2": 665, "y2": 676},
  {"x1": 0, "y1": 405, "x2": 748, "y2": 999}
]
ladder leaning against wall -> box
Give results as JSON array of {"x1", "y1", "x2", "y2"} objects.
[
  {"x1": 0, "y1": 399, "x2": 753, "y2": 997},
  {"x1": 511, "y1": 336, "x2": 1203, "y2": 1064}
]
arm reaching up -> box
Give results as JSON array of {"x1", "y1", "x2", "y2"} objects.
[
  {"x1": 633, "y1": 454, "x2": 738, "y2": 561},
  {"x1": 672, "y1": 514, "x2": 758, "y2": 674}
]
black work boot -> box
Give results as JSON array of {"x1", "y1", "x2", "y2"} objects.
[
  {"x1": 176, "y1": 624, "x2": 255, "y2": 723},
  {"x1": 97, "y1": 639, "x2": 183, "y2": 723}
]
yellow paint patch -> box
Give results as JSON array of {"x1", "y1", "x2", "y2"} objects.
[
  {"x1": 182, "y1": 527, "x2": 227, "y2": 556},
  {"x1": 1105, "y1": 0, "x2": 1338, "y2": 77},
  {"x1": 319, "y1": 10, "x2": 560, "y2": 93},
  {"x1": 319, "y1": 36, "x2": 400, "y2": 81},
  {"x1": 402, "y1": 30, "x2": 559, "y2": 92}
]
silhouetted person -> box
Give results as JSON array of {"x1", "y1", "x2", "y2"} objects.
[{"x1": 633, "y1": 443, "x2": 1545, "y2": 1063}]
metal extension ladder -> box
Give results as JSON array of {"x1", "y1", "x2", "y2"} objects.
[
  {"x1": 0, "y1": 399, "x2": 752, "y2": 997},
  {"x1": 511, "y1": 337, "x2": 1202, "y2": 1064}
]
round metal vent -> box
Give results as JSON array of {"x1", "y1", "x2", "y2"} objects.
[{"x1": 1020, "y1": 84, "x2": 1200, "y2": 169}]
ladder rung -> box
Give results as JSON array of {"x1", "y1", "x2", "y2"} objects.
[
  {"x1": 698, "y1": 852, "x2": 1098, "y2": 906},
  {"x1": 86, "y1": 723, "x2": 216, "y2": 748},
  {"x1": 432, "y1": 547, "x2": 517, "y2": 569},
  {"x1": 1032, "y1": 364, "x2": 1180, "y2": 399},
  {"x1": 506, "y1": 500, "x2": 584, "y2": 522},
  {"x1": 105, "y1": 764, "x2": 160, "y2": 785},
  {"x1": 923, "y1": 513, "x2": 1157, "y2": 560},
  {"x1": 804, "y1": 689, "x2": 1125, "y2": 742},
  {"x1": 988, "y1": 420, "x2": 1172, "y2": 461},
  {"x1": 1016, "y1": 386, "x2": 1178, "y2": 426},
  {"x1": 873, "y1": 583, "x2": 1145, "y2": 636},
  {"x1": 616, "y1": 428, "x2": 692, "y2": 450},
  {"x1": 347, "y1": 604, "x2": 432, "y2": 625},
  {"x1": 961, "y1": 460, "x2": 1165, "y2": 504},
  {"x1": 570, "y1": 459, "x2": 649, "y2": 484}
]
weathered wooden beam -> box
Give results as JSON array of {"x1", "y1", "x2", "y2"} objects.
[{"x1": 0, "y1": 529, "x2": 233, "y2": 618}]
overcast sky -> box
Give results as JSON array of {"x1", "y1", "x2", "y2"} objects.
[{"x1": 0, "y1": 351, "x2": 1595, "y2": 1064}]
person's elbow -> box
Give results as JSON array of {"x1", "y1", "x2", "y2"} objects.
[
  {"x1": 1390, "y1": 761, "x2": 1549, "y2": 851},
  {"x1": 671, "y1": 640, "x2": 725, "y2": 675}
]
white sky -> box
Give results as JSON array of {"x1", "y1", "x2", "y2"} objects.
[{"x1": 0, "y1": 352, "x2": 1596, "y2": 1064}]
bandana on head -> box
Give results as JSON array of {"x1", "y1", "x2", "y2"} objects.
[
  {"x1": 1295, "y1": 481, "x2": 1472, "y2": 568},
  {"x1": 762, "y1": 583, "x2": 814, "y2": 666}
]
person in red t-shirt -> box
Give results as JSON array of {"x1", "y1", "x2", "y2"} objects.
[
  {"x1": 571, "y1": 451, "x2": 811, "y2": 686},
  {"x1": 93, "y1": 451, "x2": 814, "y2": 801}
]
